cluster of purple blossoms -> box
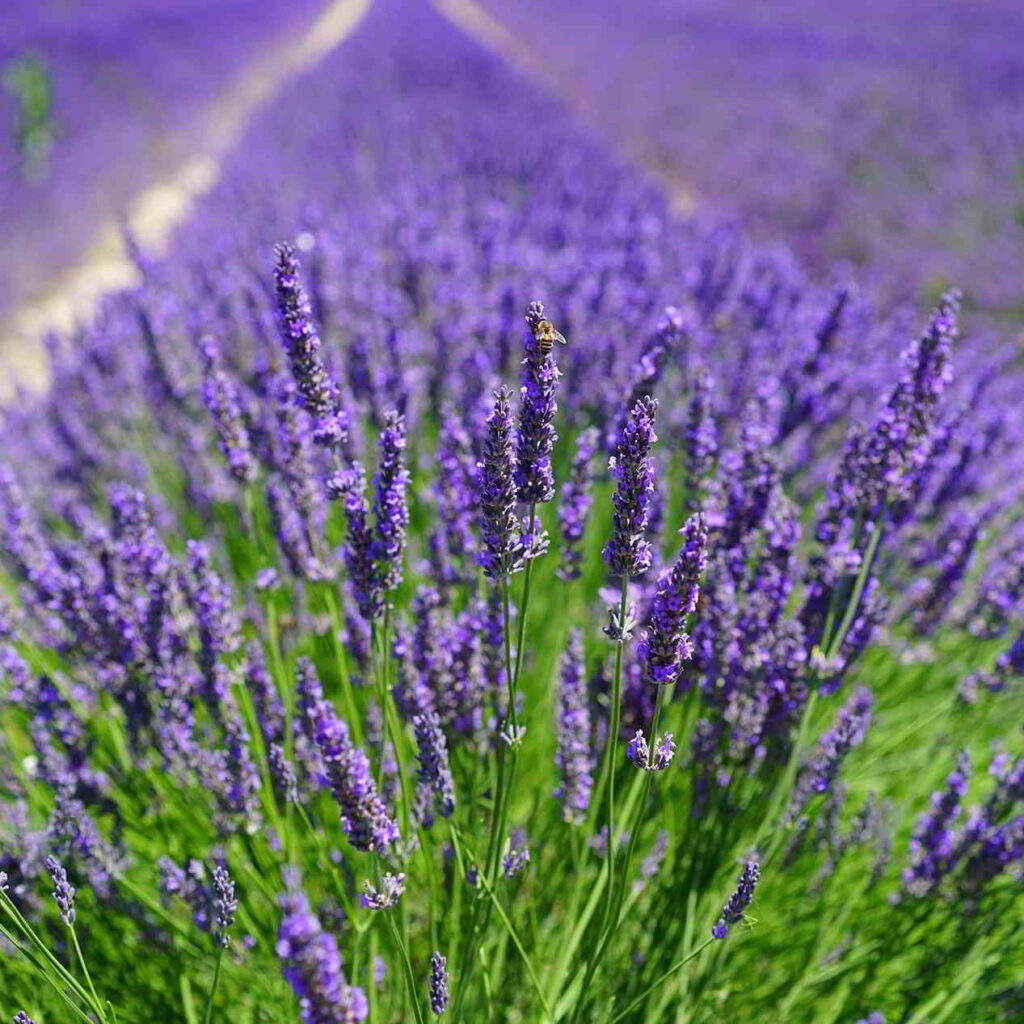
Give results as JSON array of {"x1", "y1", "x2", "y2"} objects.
[
  {"x1": 603, "y1": 395, "x2": 658, "y2": 581},
  {"x1": 413, "y1": 710, "x2": 456, "y2": 819},
  {"x1": 310, "y1": 700, "x2": 399, "y2": 854},
  {"x1": 370, "y1": 411, "x2": 410, "y2": 595},
  {"x1": 637, "y1": 513, "x2": 707, "y2": 685},
  {"x1": 554, "y1": 629, "x2": 593, "y2": 825},
  {"x1": 478, "y1": 387, "x2": 525, "y2": 580},
  {"x1": 338, "y1": 414, "x2": 409, "y2": 621},
  {"x1": 273, "y1": 243, "x2": 348, "y2": 450},
  {"x1": 516, "y1": 301, "x2": 562, "y2": 505},
  {"x1": 901, "y1": 751, "x2": 1024, "y2": 901},
  {"x1": 212, "y1": 864, "x2": 237, "y2": 948},
  {"x1": 626, "y1": 730, "x2": 676, "y2": 772},
  {"x1": 712, "y1": 859, "x2": 760, "y2": 939},
  {"x1": 360, "y1": 872, "x2": 406, "y2": 911},
  {"x1": 45, "y1": 855, "x2": 75, "y2": 925},
  {"x1": 902, "y1": 751, "x2": 971, "y2": 896},
  {"x1": 682, "y1": 363, "x2": 718, "y2": 509},
  {"x1": 277, "y1": 889, "x2": 368, "y2": 1024},
  {"x1": 556, "y1": 426, "x2": 599, "y2": 582},
  {"x1": 199, "y1": 337, "x2": 257, "y2": 486},
  {"x1": 429, "y1": 952, "x2": 449, "y2": 1016},
  {"x1": 785, "y1": 688, "x2": 875, "y2": 824},
  {"x1": 502, "y1": 833, "x2": 531, "y2": 878}
]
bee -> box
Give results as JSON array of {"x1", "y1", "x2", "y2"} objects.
[{"x1": 531, "y1": 316, "x2": 567, "y2": 355}]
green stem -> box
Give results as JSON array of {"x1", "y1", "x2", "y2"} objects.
[
  {"x1": 607, "y1": 938, "x2": 715, "y2": 1024},
  {"x1": 825, "y1": 518, "x2": 885, "y2": 661},
  {"x1": 384, "y1": 911, "x2": 426, "y2": 1024},
  {"x1": 202, "y1": 946, "x2": 225, "y2": 1024},
  {"x1": 601, "y1": 581, "x2": 631, "y2": 926},
  {"x1": 324, "y1": 587, "x2": 365, "y2": 748},
  {"x1": 450, "y1": 826, "x2": 554, "y2": 1023}
]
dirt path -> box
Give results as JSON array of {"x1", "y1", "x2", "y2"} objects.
[
  {"x1": 433, "y1": 0, "x2": 696, "y2": 214},
  {"x1": 0, "y1": 0, "x2": 373, "y2": 398}
]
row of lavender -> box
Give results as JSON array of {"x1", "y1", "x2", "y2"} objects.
[
  {"x1": 1, "y1": 0, "x2": 1022, "y2": 1021},
  {"x1": 0, "y1": 0, "x2": 321, "y2": 320},
  {"x1": 476, "y1": 0, "x2": 1024, "y2": 313}
]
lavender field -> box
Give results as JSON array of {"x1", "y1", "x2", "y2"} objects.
[{"x1": 1, "y1": 2, "x2": 1022, "y2": 1023}]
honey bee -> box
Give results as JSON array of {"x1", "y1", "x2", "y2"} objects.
[{"x1": 531, "y1": 316, "x2": 567, "y2": 355}]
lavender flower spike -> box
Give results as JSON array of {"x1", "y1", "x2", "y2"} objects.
[
  {"x1": 200, "y1": 337, "x2": 257, "y2": 485},
  {"x1": 413, "y1": 710, "x2": 455, "y2": 818},
  {"x1": 277, "y1": 889, "x2": 368, "y2": 1024},
  {"x1": 311, "y1": 700, "x2": 399, "y2": 854},
  {"x1": 626, "y1": 730, "x2": 676, "y2": 772},
  {"x1": 478, "y1": 387, "x2": 525, "y2": 580},
  {"x1": 212, "y1": 864, "x2": 237, "y2": 948},
  {"x1": 637, "y1": 512, "x2": 708, "y2": 685},
  {"x1": 429, "y1": 952, "x2": 449, "y2": 1016},
  {"x1": 603, "y1": 395, "x2": 658, "y2": 580},
  {"x1": 712, "y1": 859, "x2": 760, "y2": 939},
  {"x1": 14, "y1": 1014, "x2": 38, "y2": 1024},
  {"x1": 903, "y1": 750, "x2": 971, "y2": 896},
  {"x1": 555, "y1": 629, "x2": 593, "y2": 825},
  {"x1": 683, "y1": 363, "x2": 717, "y2": 509},
  {"x1": 785, "y1": 688, "x2": 874, "y2": 824},
  {"x1": 273, "y1": 242, "x2": 348, "y2": 449},
  {"x1": 360, "y1": 872, "x2": 406, "y2": 910},
  {"x1": 339, "y1": 463, "x2": 380, "y2": 621},
  {"x1": 370, "y1": 411, "x2": 410, "y2": 597},
  {"x1": 557, "y1": 427, "x2": 599, "y2": 582},
  {"x1": 45, "y1": 855, "x2": 75, "y2": 924},
  {"x1": 516, "y1": 301, "x2": 562, "y2": 504}
]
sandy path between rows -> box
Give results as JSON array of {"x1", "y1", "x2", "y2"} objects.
[
  {"x1": 0, "y1": 0, "x2": 373, "y2": 398},
  {"x1": 433, "y1": 0, "x2": 697, "y2": 213}
]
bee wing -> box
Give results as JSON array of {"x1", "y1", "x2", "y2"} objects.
[{"x1": 554, "y1": 329, "x2": 567, "y2": 346}]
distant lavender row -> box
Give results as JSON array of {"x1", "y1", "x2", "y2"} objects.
[
  {"x1": 0, "y1": 0, "x2": 321, "y2": 319},
  {"x1": 1, "y1": 0, "x2": 1023, "y2": 1019},
  {"x1": 477, "y1": 0, "x2": 1024, "y2": 313}
]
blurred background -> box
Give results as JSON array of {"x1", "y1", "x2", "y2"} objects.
[
  {"x1": 0, "y1": 0, "x2": 321, "y2": 339},
  {"x1": 2, "y1": 0, "x2": 1022, "y2": 382}
]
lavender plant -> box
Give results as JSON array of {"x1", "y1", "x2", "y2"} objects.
[{"x1": 0, "y1": 2, "x2": 1022, "y2": 1023}]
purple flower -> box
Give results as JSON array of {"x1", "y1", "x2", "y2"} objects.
[
  {"x1": 268, "y1": 476, "x2": 326, "y2": 582},
  {"x1": 478, "y1": 387, "x2": 525, "y2": 580},
  {"x1": 556, "y1": 427, "x2": 599, "y2": 582},
  {"x1": 310, "y1": 700, "x2": 399, "y2": 854},
  {"x1": 903, "y1": 751, "x2": 971, "y2": 896},
  {"x1": 370, "y1": 411, "x2": 410, "y2": 597},
  {"x1": 277, "y1": 888, "x2": 368, "y2": 1024},
  {"x1": 516, "y1": 301, "x2": 562, "y2": 504},
  {"x1": 555, "y1": 629, "x2": 593, "y2": 825},
  {"x1": 185, "y1": 539, "x2": 240, "y2": 707},
  {"x1": 626, "y1": 730, "x2": 676, "y2": 772},
  {"x1": 633, "y1": 830, "x2": 670, "y2": 893},
  {"x1": 213, "y1": 864, "x2": 237, "y2": 948},
  {"x1": 712, "y1": 859, "x2": 760, "y2": 939},
  {"x1": 200, "y1": 337, "x2": 257, "y2": 485},
  {"x1": 14, "y1": 1013, "x2": 38, "y2": 1024},
  {"x1": 338, "y1": 463, "x2": 379, "y2": 621},
  {"x1": 603, "y1": 396, "x2": 658, "y2": 580},
  {"x1": 502, "y1": 833, "x2": 531, "y2": 878},
  {"x1": 637, "y1": 513, "x2": 707, "y2": 685},
  {"x1": 413, "y1": 710, "x2": 455, "y2": 819},
  {"x1": 682, "y1": 363, "x2": 717, "y2": 509},
  {"x1": 360, "y1": 872, "x2": 406, "y2": 910},
  {"x1": 429, "y1": 952, "x2": 449, "y2": 1016},
  {"x1": 273, "y1": 243, "x2": 348, "y2": 449},
  {"x1": 45, "y1": 854, "x2": 75, "y2": 925},
  {"x1": 268, "y1": 743, "x2": 299, "y2": 804},
  {"x1": 785, "y1": 688, "x2": 874, "y2": 824}
]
